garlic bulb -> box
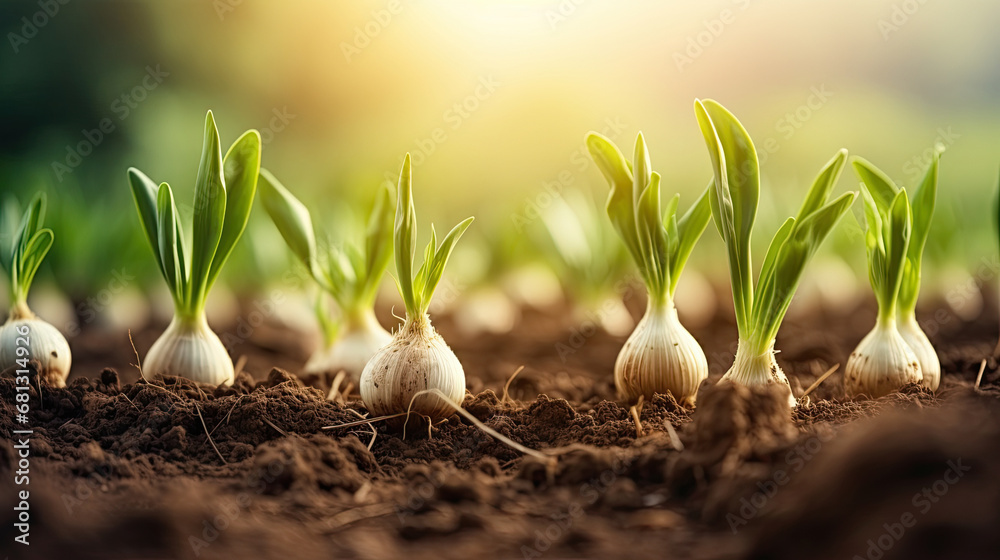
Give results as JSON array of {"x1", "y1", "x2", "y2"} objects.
[
  {"x1": 0, "y1": 313, "x2": 72, "y2": 387},
  {"x1": 614, "y1": 302, "x2": 707, "y2": 406},
  {"x1": 897, "y1": 315, "x2": 939, "y2": 391},
  {"x1": 360, "y1": 315, "x2": 465, "y2": 424},
  {"x1": 721, "y1": 340, "x2": 796, "y2": 407},
  {"x1": 845, "y1": 321, "x2": 922, "y2": 398},
  {"x1": 142, "y1": 315, "x2": 234, "y2": 385},
  {"x1": 304, "y1": 310, "x2": 392, "y2": 387}
]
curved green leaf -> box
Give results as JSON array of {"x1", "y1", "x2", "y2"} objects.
[
  {"x1": 258, "y1": 168, "x2": 320, "y2": 281},
  {"x1": 188, "y1": 111, "x2": 227, "y2": 312},
  {"x1": 208, "y1": 129, "x2": 261, "y2": 291},
  {"x1": 695, "y1": 99, "x2": 757, "y2": 334},
  {"x1": 669, "y1": 184, "x2": 712, "y2": 296},
  {"x1": 851, "y1": 157, "x2": 898, "y2": 214},
  {"x1": 127, "y1": 167, "x2": 165, "y2": 279},
  {"x1": 394, "y1": 154, "x2": 418, "y2": 314}
]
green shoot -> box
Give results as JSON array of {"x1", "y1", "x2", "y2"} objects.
[
  {"x1": 586, "y1": 132, "x2": 712, "y2": 309},
  {"x1": 1, "y1": 193, "x2": 55, "y2": 320},
  {"x1": 393, "y1": 154, "x2": 474, "y2": 322},
  {"x1": 259, "y1": 168, "x2": 393, "y2": 326},
  {"x1": 127, "y1": 111, "x2": 261, "y2": 324},
  {"x1": 695, "y1": 99, "x2": 856, "y2": 396}
]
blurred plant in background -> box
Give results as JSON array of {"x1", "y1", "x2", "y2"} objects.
[{"x1": 2, "y1": 0, "x2": 999, "y2": 329}]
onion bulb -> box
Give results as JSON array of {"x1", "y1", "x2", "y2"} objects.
[
  {"x1": 142, "y1": 315, "x2": 233, "y2": 385},
  {"x1": 845, "y1": 320, "x2": 922, "y2": 397},
  {"x1": 359, "y1": 154, "x2": 473, "y2": 426},
  {"x1": 0, "y1": 193, "x2": 72, "y2": 386},
  {"x1": 615, "y1": 301, "x2": 707, "y2": 406},
  {"x1": 360, "y1": 314, "x2": 465, "y2": 424},
  {"x1": 0, "y1": 306, "x2": 72, "y2": 387}
]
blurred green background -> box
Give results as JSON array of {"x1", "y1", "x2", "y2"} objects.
[{"x1": 2, "y1": 0, "x2": 998, "y2": 331}]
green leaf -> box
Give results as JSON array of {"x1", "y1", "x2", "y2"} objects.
[
  {"x1": 695, "y1": 99, "x2": 757, "y2": 334},
  {"x1": 127, "y1": 167, "x2": 165, "y2": 280},
  {"x1": 188, "y1": 111, "x2": 227, "y2": 312},
  {"x1": 361, "y1": 184, "x2": 394, "y2": 305},
  {"x1": 17, "y1": 193, "x2": 45, "y2": 259},
  {"x1": 669, "y1": 184, "x2": 712, "y2": 295},
  {"x1": 798, "y1": 149, "x2": 847, "y2": 221},
  {"x1": 753, "y1": 217, "x2": 796, "y2": 314},
  {"x1": 419, "y1": 217, "x2": 474, "y2": 311},
  {"x1": 207, "y1": 129, "x2": 261, "y2": 291},
  {"x1": 15, "y1": 229, "x2": 53, "y2": 299},
  {"x1": 394, "y1": 154, "x2": 418, "y2": 314},
  {"x1": 754, "y1": 192, "x2": 857, "y2": 345},
  {"x1": 636, "y1": 171, "x2": 668, "y2": 299},
  {"x1": 883, "y1": 190, "x2": 911, "y2": 319},
  {"x1": 258, "y1": 168, "x2": 320, "y2": 281},
  {"x1": 586, "y1": 132, "x2": 645, "y2": 273},
  {"x1": 897, "y1": 150, "x2": 940, "y2": 314},
  {"x1": 851, "y1": 157, "x2": 899, "y2": 214},
  {"x1": 156, "y1": 183, "x2": 186, "y2": 306}
]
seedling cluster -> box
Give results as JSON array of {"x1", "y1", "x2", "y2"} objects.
[{"x1": 0, "y1": 99, "x2": 963, "y2": 426}]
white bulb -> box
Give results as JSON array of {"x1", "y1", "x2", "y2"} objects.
[
  {"x1": 845, "y1": 321, "x2": 922, "y2": 398},
  {"x1": 720, "y1": 340, "x2": 796, "y2": 407},
  {"x1": 0, "y1": 318, "x2": 72, "y2": 387},
  {"x1": 360, "y1": 315, "x2": 465, "y2": 424},
  {"x1": 143, "y1": 315, "x2": 234, "y2": 386},
  {"x1": 897, "y1": 315, "x2": 940, "y2": 391},
  {"x1": 304, "y1": 312, "x2": 392, "y2": 391},
  {"x1": 614, "y1": 303, "x2": 707, "y2": 406}
]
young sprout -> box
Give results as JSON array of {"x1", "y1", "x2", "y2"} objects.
[
  {"x1": 586, "y1": 132, "x2": 712, "y2": 406},
  {"x1": 0, "y1": 193, "x2": 72, "y2": 386},
  {"x1": 845, "y1": 154, "x2": 940, "y2": 396},
  {"x1": 127, "y1": 111, "x2": 260, "y2": 386},
  {"x1": 258, "y1": 169, "x2": 393, "y2": 388},
  {"x1": 695, "y1": 99, "x2": 857, "y2": 407},
  {"x1": 360, "y1": 154, "x2": 474, "y2": 425}
]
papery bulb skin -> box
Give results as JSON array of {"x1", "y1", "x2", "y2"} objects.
[
  {"x1": 360, "y1": 314, "x2": 466, "y2": 427},
  {"x1": 303, "y1": 310, "x2": 392, "y2": 392},
  {"x1": 845, "y1": 321, "x2": 922, "y2": 398},
  {"x1": 614, "y1": 302, "x2": 707, "y2": 407},
  {"x1": 720, "y1": 340, "x2": 796, "y2": 407},
  {"x1": 143, "y1": 315, "x2": 234, "y2": 386},
  {"x1": 0, "y1": 317, "x2": 72, "y2": 387},
  {"x1": 897, "y1": 315, "x2": 940, "y2": 391}
]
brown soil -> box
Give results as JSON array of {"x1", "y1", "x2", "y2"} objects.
[{"x1": 2, "y1": 299, "x2": 999, "y2": 560}]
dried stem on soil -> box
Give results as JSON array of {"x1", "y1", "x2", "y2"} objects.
[
  {"x1": 801, "y1": 363, "x2": 840, "y2": 399},
  {"x1": 502, "y1": 365, "x2": 525, "y2": 403},
  {"x1": 195, "y1": 403, "x2": 227, "y2": 464}
]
